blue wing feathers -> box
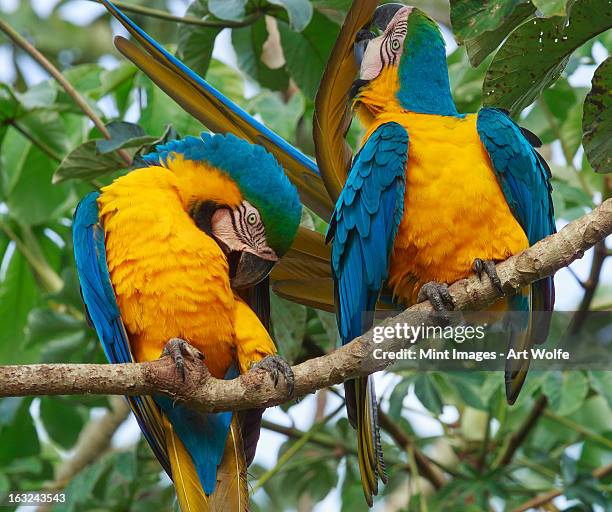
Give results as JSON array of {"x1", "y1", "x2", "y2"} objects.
[
  {"x1": 330, "y1": 123, "x2": 408, "y2": 343},
  {"x1": 73, "y1": 192, "x2": 232, "y2": 495},
  {"x1": 477, "y1": 108, "x2": 556, "y2": 341}
]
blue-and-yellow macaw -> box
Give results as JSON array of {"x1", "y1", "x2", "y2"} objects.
[
  {"x1": 98, "y1": 0, "x2": 555, "y2": 506},
  {"x1": 73, "y1": 133, "x2": 302, "y2": 511}
]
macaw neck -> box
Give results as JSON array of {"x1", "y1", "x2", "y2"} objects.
[{"x1": 396, "y1": 19, "x2": 459, "y2": 117}]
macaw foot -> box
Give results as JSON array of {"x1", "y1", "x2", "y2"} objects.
[
  {"x1": 472, "y1": 258, "x2": 504, "y2": 295},
  {"x1": 417, "y1": 281, "x2": 454, "y2": 324},
  {"x1": 162, "y1": 338, "x2": 204, "y2": 382},
  {"x1": 251, "y1": 355, "x2": 295, "y2": 397}
]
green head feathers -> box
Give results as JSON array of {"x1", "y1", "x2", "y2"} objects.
[{"x1": 143, "y1": 133, "x2": 302, "y2": 256}]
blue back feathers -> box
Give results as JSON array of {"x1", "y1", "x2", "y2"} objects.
[{"x1": 143, "y1": 133, "x2": 301, "y2": 256}]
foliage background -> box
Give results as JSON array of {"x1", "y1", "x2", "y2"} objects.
[{"x1": 0, "y1": 0, "x2": 610, "y2": 510}]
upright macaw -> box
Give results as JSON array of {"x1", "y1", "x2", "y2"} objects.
[
  {"x1": 319, "y1": 3, "x2": 556, "y2": 503},
  {"x1": 97, "y1": 0, "x2": 555, "y2": 506},
  {"x1": 73, "y1": 133, "x2": 302, "y2": 511}
]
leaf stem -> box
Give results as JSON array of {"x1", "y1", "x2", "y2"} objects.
[
  {"x1": 0, "y1": 220, "x2": 63, "y2": 294},
  {"x1": 251, "y1": 404, "x2": 343, "y2": 493},
  {"x1": 10, "y1": 120, "x2": 63, "y2": 162},
  {"x1": 543, "y1": 409, "x2": 612, "y2": 450},
  {"x1": 92, "y1": 0, "x2": 264, "y2": 28},
  {"x1": 0, "y1": 19, "x2": 131, "y2": 166}
]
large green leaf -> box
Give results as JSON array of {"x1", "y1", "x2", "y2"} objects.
[
  {"x1": 0, "y1": 398, "x2": 39, "y2": 465},
  {"x1": 232, "y1": 18, "x2": 290, "y2": 91},
  {"x1": 40, "y1": 397, "x2": 84, "y2": 449},
  {"x1": 53, "y1": 140, "x2": 125, "y2": 184},
  {"x1": 277, "y1": 11, "x2": 339, "y2": 99},
  {"x1": 0, "y1": 244, "x2": 41, "y2": 364},
  {"x1": 209, "y1": 0, "x2": 247, "y2": 21},
  {"x1": 582, "y1": 57, "x2": 611, "y2": 173},
  {"x1": 270, "y1": 293, "x2": 307, "y2": 363},
  {"x1": 2, "y1": 128, "x2": 75, "y2": 225},
  {"x1": 177, "y1": 1, "x2": 221, "y2": 77},
  {"x1": 542, "y1": 371, "x2": 589, "y2": 416},
  {"x1": 268, "y1": 0, "x2": 313, "y2": 31},
  {"x1": 247, "y1": 90, "x2": 304, "y2": 141},
  {"x1": 450, "y1": 0, "x2": 536, "y2": 66},
  {"x1": 483, "y1": 0, "x2": 612, "y2": 116}
]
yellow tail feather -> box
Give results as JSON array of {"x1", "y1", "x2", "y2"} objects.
[{"x1": 162, "y1": 415, "x2": 249, "y2": 512}]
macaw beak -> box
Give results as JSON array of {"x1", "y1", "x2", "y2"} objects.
[{"x1": 230, "y1": 251, "x2": 277, "y2": 289}]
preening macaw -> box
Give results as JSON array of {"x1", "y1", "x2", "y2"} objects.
[
  {"x1": 98, "y1": 0, "x2": 555, "y2": 506},
  {"x1": 73, "y1": 133, "x2": 302, "y2": 511}
]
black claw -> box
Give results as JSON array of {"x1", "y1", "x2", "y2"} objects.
[
  {"x1": 162, "y1": 338, "x2": 203, "y2": 382},
  {"x1": 473, "y1": 258, "x2": 504, "y2": 295},
  {"x1": 252, "y1": 355, "x2": 295, "y2": 397},
  {"x1": 484, "y1": 260, "x2": 504, "y2": 295},
  {"x1": 473, "y1": 258, "x2": 484, "y2": 278},
  {"x1": 417, "y1": 281, "x2": 455, "y2": 311}
]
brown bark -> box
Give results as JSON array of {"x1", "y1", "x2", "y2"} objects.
[{"x1": 0, "y1": 199, "x2": 609, "y2": 413}]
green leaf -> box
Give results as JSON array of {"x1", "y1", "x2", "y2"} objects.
[
  {"x1": 96, "y1": 121, "x2": 157, "y2": 154},
  {"x1": 15, "y1": 81, "x2": 57, "y2": 110},
  {"x1": 209, "y1": 0, "x2": 247, "y2": 21},
  {"x1": 40, "y1": 397, "x2": 85, "y2": 449},
  {"x1": 270, "y1": 293, "x2": 307, "y2": 363},
  {"x1": 589, "y1": 371, "x2": 612, "y2": 408},
  {"x1": 450, "y1": 0, "x2": 536, "y2": 66},
  {"x1": 247, "y1": 90, "x2": 304, "y2": 141},
  {"x1": 26, "y1": 308, "x2": 88, "y2": 347},
  {"x1": 277, "y1": 11, "x2": 339, "y2": 99},
  {"x1": 268, "y1": 0, "x2": 313, "y2": 31},
  {"x1": 532, "y1": 0, "x2": 569, "y2": 16},
  {"x1": 0, "y1": 244, "x2": 41, "y2": 364},
  {"x1": 177, "y1": 1, "x2": 221, "y2": 77},
  {"x1": 483, "y1": 0, "x2": 612, "y2": 116},
  {"x1": 0, "y1": 84, "x2": 18, "y2": 121},
  {"x1": 0, "y1": 398, "x2": 39, "y2": 465},
  {"x1": 582, "y1": 57, "x2": 611, "y2": 173},
  {"x1": 232, "y1": 18, "x2": 290, "y2": 91},
  {"x1": 53, "y1": 140, "x2": 126, "y2": 184},
  {"x1": 138, "y1": 77, "x2": 203, "y2": 139},
  {"x1": 414, "y1": 374, "x2": 443, "y2": 415},
  {"x1": 542, "y1": 371, "x2": 589, "y2": 416},
  {"x1": 2, "y1": 128, "x2": 75, "y2": 225}
]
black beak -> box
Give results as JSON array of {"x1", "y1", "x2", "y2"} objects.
[
  {"x1": 230, "y1": 252, "x2": 276, "y2": 289},
  {"x1": 371, "y1": 3, "x2": 404, "y2": 31},
  {"x1": 354, "y1": 29, "x2": 376, "y2": 66}
]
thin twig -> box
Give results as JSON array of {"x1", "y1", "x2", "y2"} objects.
[
  {"x1": 511, "y1": 464, "x2": 612, "y2": 512},
  {"x1": 0, "y1": 19, "x2": 131, "y2": 166},
  {"x1": 495, "y1": 395, "x2": 548, "y2": 468},
  {"x1": 0, "y1": 200, "x2": 610, "y2": 413},
  {"x1": 10, "y1": 120, "x2": 63, "y2": 162},
  {"x1": 93, "y1": 0, "x2": 264, "y2": 28},
  {"x1": 378, "y1": 410, "x2": 447, "y2": 489}
]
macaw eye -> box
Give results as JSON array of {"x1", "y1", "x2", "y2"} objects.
[
  {"x1": 391, "y1": 38, "x2": 401, "y2": 51},
  {"x1": 247, "y1": 212, "x2": 258, "y2": 226}
]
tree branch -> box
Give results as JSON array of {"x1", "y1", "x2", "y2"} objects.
[
  {"x1": 495, "y1": 395, "x2": 548, "y2": 468},
  {"x1": 0, "y1": 200, "x2": 610, "y2": 412},
  {"x1": 511, "y1": 463, "x2": 612, "y2": 512}
]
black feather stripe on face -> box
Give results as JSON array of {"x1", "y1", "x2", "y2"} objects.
[{"x1": 189, "y1": 200, "x2": 222, "y2": 235}]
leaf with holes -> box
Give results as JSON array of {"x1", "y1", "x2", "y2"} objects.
[
  {"x1": 483, "y1": 0, "x2": 612, "y2": 116},
  {"x1": 582, "y1": 57, "x2": 611, "y2": 173}
]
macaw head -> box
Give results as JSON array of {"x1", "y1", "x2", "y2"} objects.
[
  {"x1": 143, "y1": 133, "x2": 302, "y2": 289},
  {"x1": 351, "y1": 4, "x2": 448, "y2": 115}
]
